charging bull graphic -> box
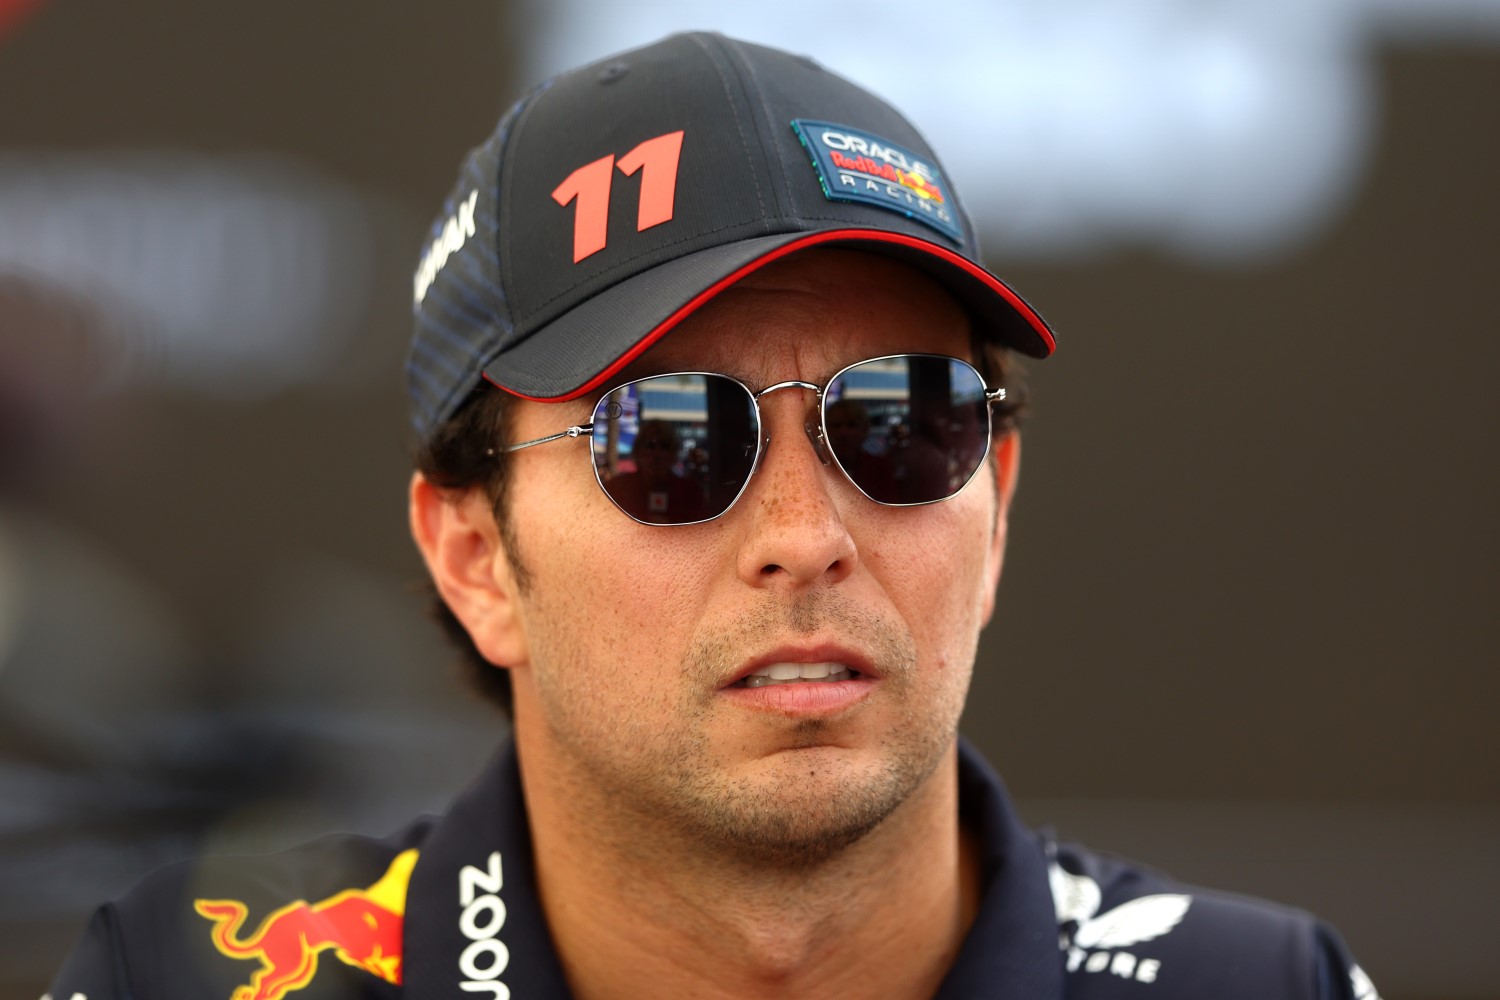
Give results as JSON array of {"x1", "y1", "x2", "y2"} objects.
[
  {"x1": 194, "y1": 849, "x2": 418, "y2": 1000},
  {"x1": 896, "y1": 168, "x2": 945, "y2": 203}
]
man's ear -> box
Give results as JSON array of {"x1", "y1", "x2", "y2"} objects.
[
  {"x1": 980, "y1": 432, "x2": 1020, "y2": 626},
  {"x1": 408, "y1": 472, "x2": 529, "y2": 668}
]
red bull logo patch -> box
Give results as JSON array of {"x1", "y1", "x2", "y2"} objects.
[
  {"x1": 194, "y1": 848, "x2": 417, "y2": 1000},
  {"x1": 792, "y1": 119, "x2": 963, "y2": 243}
]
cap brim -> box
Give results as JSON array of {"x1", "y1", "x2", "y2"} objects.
[{"x1": 484, "y1": 229, "x2": 1055, "y2": 402}]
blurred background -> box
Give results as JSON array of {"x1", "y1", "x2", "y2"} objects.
[{"x1": 1, "y1": 1, "x2": 1495, "y2": 997}]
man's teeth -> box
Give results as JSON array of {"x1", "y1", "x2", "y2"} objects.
[{"x1": 742, "y1": 663, "x2": 857, "y2": 687}]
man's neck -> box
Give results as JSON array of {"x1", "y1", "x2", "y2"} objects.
[{"x1": 517, "y1": 740, "x2": 981, "y2": 1000}]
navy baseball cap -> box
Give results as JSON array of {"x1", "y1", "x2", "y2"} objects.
[{"x1": 407, "y1": 31, "x2": 1055, "y2": 439}]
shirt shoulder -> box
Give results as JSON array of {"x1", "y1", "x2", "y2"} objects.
[
  {"x1": 1050, "y1": 839, "x2": 1380, "y2": 1000},
  {"x1": 45, "y1": 817, "x2": 436, "y2": 1000}
]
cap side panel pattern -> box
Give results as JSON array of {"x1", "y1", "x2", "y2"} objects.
[
  {"x1": 407, "y1": 90, "x2": 531, "y2": 436},
  {"x1": 726, "y1": 41, "x2": 803, "y2": 223}
]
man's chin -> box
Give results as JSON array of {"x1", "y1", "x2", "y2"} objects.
[{"x1": 673, "y1": 747, "x2": 920, "y2": 868}]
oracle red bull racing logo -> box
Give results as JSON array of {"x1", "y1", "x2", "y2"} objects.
[
  {"x1": 194, "y1": 848, "x2": 417, "y2": 1000},
  {"x1": 792, "y1": 119, "x2": 963, "y2": 243}
]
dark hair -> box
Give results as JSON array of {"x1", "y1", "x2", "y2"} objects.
[{"x1": 413, "y1": 337, "x2": 1025, "y2": 718}]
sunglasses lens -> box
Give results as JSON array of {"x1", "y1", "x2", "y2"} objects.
[
  {"x1": 824, "y1": 356, "x2": 991, "y2": 505},
  {"x1": 590, "y1": 374, "x2": 758, "y2": 524}
]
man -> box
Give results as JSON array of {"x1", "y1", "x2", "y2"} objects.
[{"x1": 48, "y1": 32, "x2": 1378, "y2": 1000}]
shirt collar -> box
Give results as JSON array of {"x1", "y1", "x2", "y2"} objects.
[
  {"x1": 402, "y1": 739, "x2": 571, "y2": 997},
  {"x1": 935, "y1": 739, "x2": 1066, "y2": 998}
]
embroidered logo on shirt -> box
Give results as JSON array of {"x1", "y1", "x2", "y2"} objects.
[
  {"x1": 1050, "y1": 863, "x2": 1192, "y2": 984},
  {"x1": 194, "y1": 848, "x2": 417, "y2": 1000},
  {"x1": 456, "y1": 851, "x2": 510, "y2": 998}
]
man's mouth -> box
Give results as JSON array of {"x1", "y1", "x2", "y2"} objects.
[{"x1": 737, "y1": 663, "x2": 862, "y2": 688}]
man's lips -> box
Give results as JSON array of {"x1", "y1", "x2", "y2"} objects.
[{"x1": 722, "y1": 645, "x2": 880, "y2": 689}]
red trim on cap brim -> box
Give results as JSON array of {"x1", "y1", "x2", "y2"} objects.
[{"x1": 487, "y1": 229, "x2": 1055, "y2": 404}]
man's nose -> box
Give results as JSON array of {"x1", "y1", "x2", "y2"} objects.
[{"x1": 733, "y1": 392, "x2": 858, "y2": 590}]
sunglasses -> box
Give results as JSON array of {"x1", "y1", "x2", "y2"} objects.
[{"x1": 498, "y1": 354, "x2": 1007, "y2": 526}]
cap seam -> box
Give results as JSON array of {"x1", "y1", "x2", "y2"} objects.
[
  {"x1": 687, "y1": 33, "x2": 771, "y2": 232},
  {"x1": 725, "y1": 39, "x2": 800, "y2": 218}
]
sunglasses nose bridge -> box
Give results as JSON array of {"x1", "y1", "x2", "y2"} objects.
[
  {"x1": 751, "y1": 379, "x2": 833, "y2": 470},
  {"x1": 752, "y1": 379, "x2": 820, "y2": 401}
]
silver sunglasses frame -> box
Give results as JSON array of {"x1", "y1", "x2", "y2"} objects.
[{"x1": 495, "y1": 353, "x2": 1007, "y2": 527}]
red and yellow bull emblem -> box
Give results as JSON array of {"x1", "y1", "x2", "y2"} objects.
[
  {"x1": 896, "y1": 169, "x2": 945, "y2": 203},
  {"x1": 194, "y1": 848, "x2": 417, "y2": 1000}
]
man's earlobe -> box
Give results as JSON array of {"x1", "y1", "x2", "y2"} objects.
[{"x1": 408, "y1": 472, "x2": 528, "y2": 667}]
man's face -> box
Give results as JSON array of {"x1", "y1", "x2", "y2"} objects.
[{"x1": 494, "y1": 249, "x2": 1014, "y2": 862}]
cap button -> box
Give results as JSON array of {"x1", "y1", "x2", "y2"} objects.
[{"x1": 598, "y1": 61, "x2": 630, "y2": 84}]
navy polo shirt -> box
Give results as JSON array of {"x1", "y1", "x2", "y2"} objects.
[{"x1": 47, "y1": 740, "x2": 1377, "y2": 999}]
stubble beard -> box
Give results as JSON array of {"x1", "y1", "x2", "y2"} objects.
[{"x1": 531, "y1": 590, "x2": 968, "y2": 873}]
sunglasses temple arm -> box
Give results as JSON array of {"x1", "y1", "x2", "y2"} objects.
[
  {"x1": 984, "y1": 387, "x2": 1007, "y2": 405},
  {"x1": 495, "y1": 423, "x2": 595, "y2": 455}
]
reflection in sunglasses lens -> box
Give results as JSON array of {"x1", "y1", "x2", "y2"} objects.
[
  {"x1": 592, "y1": 375, "x2": 758, "y2": 524},
  {"x1": 826, "y1": 357, "x2": 989, "y2": 505}
]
